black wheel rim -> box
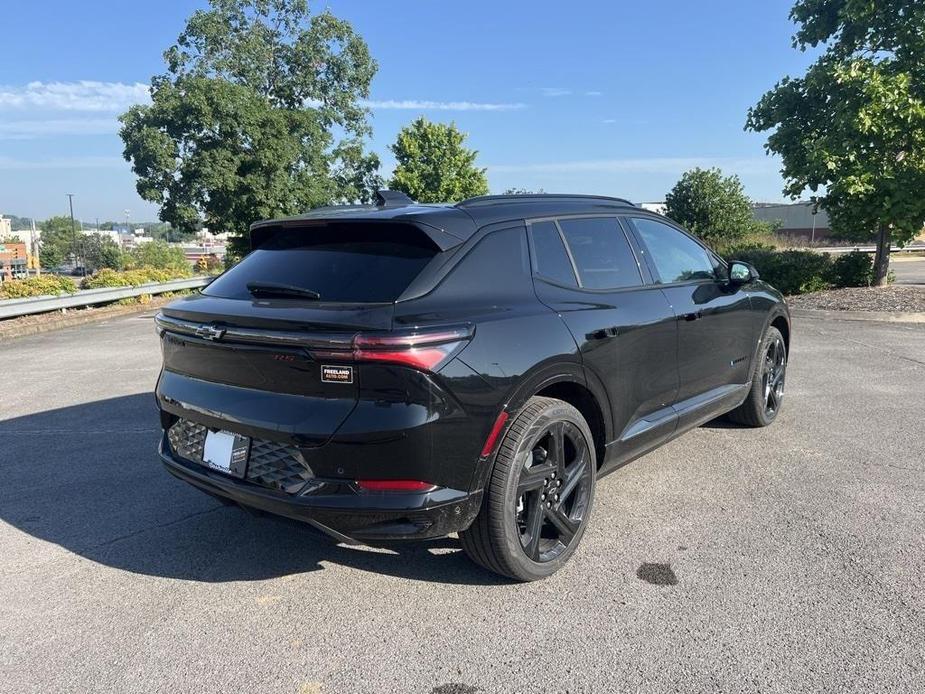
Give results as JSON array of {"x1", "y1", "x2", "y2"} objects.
[
  {"x1": 514, "y1": 421, "x2": 593, "y2": 563},
  {"x1": 762, "y1": 334, "x2": 787, "y2": 416}
]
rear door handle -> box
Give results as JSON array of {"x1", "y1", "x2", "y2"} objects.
[{"x1": 588, "y1": 327, "x2": 620, "y2": 340}]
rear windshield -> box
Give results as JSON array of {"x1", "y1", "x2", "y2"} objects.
[{"x1": 204, "y1": 224, "x2": 438, "y2": 303}]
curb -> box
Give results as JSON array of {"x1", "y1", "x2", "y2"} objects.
[
  {"x1": 0, "y1": 297, "x2": 172, "y2": 341},
  {"x1": 791, "y1": 308, "x2": 925, "y2": 324}
]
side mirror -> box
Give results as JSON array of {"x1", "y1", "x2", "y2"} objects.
[{"x1": 728, "y1": 261, "x2": 759, "y2": 285}]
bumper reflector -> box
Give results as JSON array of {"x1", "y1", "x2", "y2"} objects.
[
  {"x1": 480, "y1": 410, "x2": 510, "y2": 457},
  {"x1": 357, "y1": 479, "x2": 436, "y2": 492}
]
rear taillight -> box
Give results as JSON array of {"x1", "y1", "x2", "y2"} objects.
[{"x1": 312, "y1": 325, "x2": 473, "y2": 372}]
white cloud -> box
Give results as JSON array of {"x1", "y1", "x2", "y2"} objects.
[
  {"x1": 0, "y1": 118, "x2": 119, "y2": 139},
  {"x1": 0, "y1": 81, "x2": 150, "y2": 112},
  {"x1": 602, "y1": 118, "x2": 618, "y2": 124},
  {"x1": 488, "y1": 156, "x2": 779, "y2": 176},
  {"x1": 585, "y1": 91, "x2": 603, "y2": 96},
  {"x1": 0, "y1": 155, "x2": 126, "y2": 170},
  {"x1": 0, "y1": 81, "x2": 523, "y2": 114},
  {"x1": 539, "y1": 88, "x2": 571, "y2": 97},
  {"x1": 361, "y1": 99, "x2": 525, "y2": 111}
]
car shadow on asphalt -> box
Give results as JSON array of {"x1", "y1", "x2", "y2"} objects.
[{"x1": 0, "y1": 394, "x2": 511, "y2": 586}]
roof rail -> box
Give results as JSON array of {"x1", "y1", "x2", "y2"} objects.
[
  {"x1": 375, "y1": 190, "x2": 416, "y2": 208},
  {"x1": 455, "y1": 193, "x2": 635, "y2": 209}
]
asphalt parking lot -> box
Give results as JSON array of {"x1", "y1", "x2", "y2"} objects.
[
  {"x1": 891, "y1": 256, "x2": 925, "y2": 285},
  {"x1": 1, "y1": 312, "x2": 923, "y2": 693}
]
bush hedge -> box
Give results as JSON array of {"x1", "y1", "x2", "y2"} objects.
[
  {"x1": 0, "y1": 275, "x2": 78, "y2": 300},
  {"x1": 80, "y1": 267, "x2": 184, "y2": 290},
  {"x1": 831, "y1": 251, "x2": 874, "y2": 287},
  {"x1": 724, "y1": 246, "x2": 882, "y2": 295}
]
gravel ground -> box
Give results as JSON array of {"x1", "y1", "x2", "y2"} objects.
[
  {"x1": 1, "y1": 313, "x2": 924, "y2": 693},
  {"x1": 787, "y1": 285, "x2": 925, "y2": 312}
]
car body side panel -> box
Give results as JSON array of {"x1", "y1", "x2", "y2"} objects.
[{"x1": 532, "y1": 279, "x2": 680, "y2": 467}]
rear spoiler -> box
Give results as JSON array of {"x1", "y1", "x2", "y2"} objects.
[{"x1": 248, "y1": 218, "x2": 467, "y2": 252}]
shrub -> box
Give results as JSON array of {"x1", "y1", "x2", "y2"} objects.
[
  {"x1": 727, "y1": 248, "x2": 833, "y2": 295},
  {"x1": 124, "y1": 240, "x2": 192, "y2": 275},
  {"x1": 0, "y1": 275, "x2": 78, "y2": 300},
  {"x1": 81, "y1": 267, "x2": 178, "y2": 290},
  {"x1": 831, "y1": 251, "x2": 873, "y2": 287}
]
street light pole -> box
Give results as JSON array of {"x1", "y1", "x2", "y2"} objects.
[{"x1": 66, "y1": 193, "x2": 82, "y2": 275}]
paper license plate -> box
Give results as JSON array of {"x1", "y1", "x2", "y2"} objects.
[{"x1": 202, "y1": 429, "x2": 249, "y2": 478}]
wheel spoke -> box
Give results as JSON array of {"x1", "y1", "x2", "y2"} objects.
[
  {"x1": 517, "y1": 462, "x2": 555, "y2": 496},
  {"x1": 523, "y1": 494, "x2": 545, "y2": 560},
  {"x1": 550, "y1": 422, "x2": 567, "y2": 476},
  {"x1": 768, "y1": 385, "x2": 780, "y2": 411},
  {"x1": 545, "y1": 506, "x2": 578, "y2": 544},
  {"x1": 559, "y1": 456, "x2": 585, "y2": 502}
]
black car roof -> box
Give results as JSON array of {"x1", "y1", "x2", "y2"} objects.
[{"x1": 249, "y1": 191, "x2": 638, "y2": 251}]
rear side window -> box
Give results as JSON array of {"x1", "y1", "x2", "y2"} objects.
[
  {"x1": 630, "y1": 217, "x2": 715, "y2": 284},
  {"x1": 557, "y1": 217, "x2": 642, "y2": 289},
  {"x1": 204, "y1": 225, "x2": 437, "y2": 303},
  {"x1": 530, "y1": 221, "x2": 578, "y2": 287}
]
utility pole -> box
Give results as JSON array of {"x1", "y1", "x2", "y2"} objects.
[
  {"x1": 31, "y1": 217, "x2": 40, "y2": 276},
  {"x1": 66, "y1": 193, "x2": 81, "y2": 275}
]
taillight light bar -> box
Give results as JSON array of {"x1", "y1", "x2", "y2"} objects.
[{"x1": 311, "y1": 325, "x2": 473, "y2": 372}]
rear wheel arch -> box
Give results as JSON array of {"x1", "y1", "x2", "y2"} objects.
[
  {"x1": 534, "y1": 381, "x2": 608, "y2": 470},
  {"x1": 502, "y1": 364, "x2": 611, "y2": 470},
  {"x1": 770, "y1": 314, "x2": 790, "y2": 353}
]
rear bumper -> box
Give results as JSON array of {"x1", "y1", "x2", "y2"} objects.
[{"x1": 159, "y1": 435, "x2": 482, "y2": 543}]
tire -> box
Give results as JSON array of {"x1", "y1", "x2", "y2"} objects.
[
  {"x1": 726, "y1": 326, "x2": 787, "y2": 427},
  {"x1": 460, "y1": 396, "x2": 597, "y2": 581}
]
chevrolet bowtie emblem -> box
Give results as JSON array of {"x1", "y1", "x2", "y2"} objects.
[{"x1": 195, "y1": 324, "x2": 226, "y2": 341}]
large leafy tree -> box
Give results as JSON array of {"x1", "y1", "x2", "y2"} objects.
[
  {"x1": 126, "y1": 240, "x2": 191, "y2": 273},
  {"x1": 120, "y1": 0, "x2": 381, "y2": 256},
  {"x1": 82, "y1": 234, "x2": 124, "y2": 272},
  {"x1": 389, "y1": 117, "x2": 489, "y2": 203},
  {"x1": 747, "y1": 0, "x2": 925, "y2": 285},
  {"x1": 664, "y1": 168, "x2": 762, "y2": 247},
  {"x1": 38, "y1": 216, "x2": 80, "y2": 269}
]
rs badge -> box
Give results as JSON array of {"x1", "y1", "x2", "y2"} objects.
[{"x1": 321, "y1": 365, "x2": 353, "y2": 383}]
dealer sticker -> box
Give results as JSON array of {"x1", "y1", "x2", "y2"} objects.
[{"x1": 321, "y1": 365, "x2": 354, "y2": 383}]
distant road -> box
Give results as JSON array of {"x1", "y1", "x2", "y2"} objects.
[
  {"x1": 810, "y1": 242, "x2": 925, "y2": 254},
  {"x1": 890, "y1": 257, "x2": 925, "y2": 286}
]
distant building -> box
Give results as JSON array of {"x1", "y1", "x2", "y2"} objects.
[
  {"x1": 638, "y1": 202, "x2": 667, "y2": 215},
  {"x1": 752, "y1": 202, "x2": 831, "y2": 242},
  {"x1": 181, "y1": 243, "x2": 227, "y2": 264},
  {"x1": 0, "y1": 216, "x2": 11, "y2": 238},
  {"x1": 0, "y1": 241, "x2": 29, "y2": 281}
]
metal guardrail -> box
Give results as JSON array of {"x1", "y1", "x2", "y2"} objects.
[{"x1": 0, "y1": 276, "x2": 210, "y2": 320}]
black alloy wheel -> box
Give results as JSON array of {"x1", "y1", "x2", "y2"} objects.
[
  {"x1": 727, "y1": 325, "x2": 788, "y2": 427},
  {"x1": 460, "y1": 396, "x2": 597, "y2": 581},
  {"x1": 514, "y1": 421, "x2": 593, "y2": 563},
  {"x1": 762, "y1": 332, "x2": 786, "y2": 416}
]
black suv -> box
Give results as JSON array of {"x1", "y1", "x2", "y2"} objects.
[{"x1": 155, "y1": 192, "x2": 789, "y2": 581}]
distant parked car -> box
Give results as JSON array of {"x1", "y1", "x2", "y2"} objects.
[{"x1": 154, "y1": 191, "x2": 790, "y2": 580}]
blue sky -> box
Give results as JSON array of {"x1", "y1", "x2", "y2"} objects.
[{"x1": 0, "y1": 0, "x2": 817, "y2": 223}]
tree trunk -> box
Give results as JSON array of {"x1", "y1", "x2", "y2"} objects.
[{"x1": 872, "y1": 223, "x2": 891, "y2": 287}]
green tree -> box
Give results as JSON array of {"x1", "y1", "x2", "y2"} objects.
[
  {"x1": 664, "y1": 168, "x2": 759, "y2": 247},
  {"x1": 82, "y1": 234, "x2": 125, "y2": 272},
  {"x1": 502, "y1": 187, "x2": 545, "y2": 195},
  {"x1": 38, "y1": 216, "x2": 80, "y2": 269},
  {"x1": 120, "y1": 0, "x2": 380, "y2": 257},
  {"x1": 747, "y1": 0, "x2": 925, "y2": 285},
  {"x1": 126, "y1": 240, "x2": 191, "y2": 273},
  {"x1": 388, "y1": 117, "x2": 489, "y2": 203}
]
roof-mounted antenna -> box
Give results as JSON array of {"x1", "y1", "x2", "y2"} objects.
[{"x1": 375, "y1": 190, "x2": 415, "y2": 208}]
